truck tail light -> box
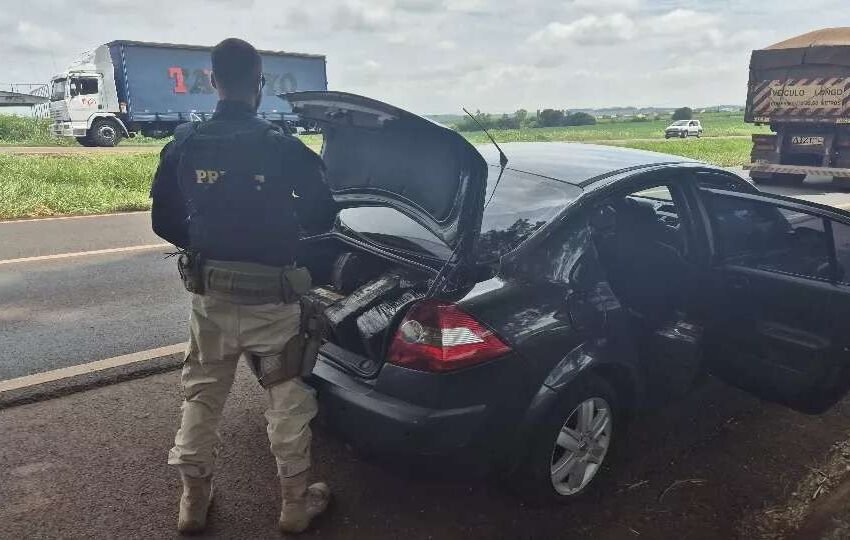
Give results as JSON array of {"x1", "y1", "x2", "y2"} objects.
[{"x1": 387, "y1": 300, "x2": 511, "y2": 372}]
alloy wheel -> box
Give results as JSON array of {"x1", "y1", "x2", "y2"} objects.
[{"x1": 549, "y1": 397, "x2": 613, "y2": 496}]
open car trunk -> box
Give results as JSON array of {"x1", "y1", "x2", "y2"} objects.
[
  {"x1": 300, "y1": 236, "x2": 438, "y2": 377},
  {"x1": 280, "y1": 92, "x2": 490, "y2": 377}
]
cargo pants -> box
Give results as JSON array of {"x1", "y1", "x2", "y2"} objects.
[{"x1": 167, "y1": 293, "x2": 317, "y2": 479}]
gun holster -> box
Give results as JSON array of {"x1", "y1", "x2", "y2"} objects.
[
  {"x1": 177, "y1": 252, "x2": 205, "y2": 294},
  {"x1": 248, "y1": 289, "x2": 328, "y2": 389}
]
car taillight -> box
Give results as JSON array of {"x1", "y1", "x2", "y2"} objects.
[{"x1": 387, "y1": 300, "x2": 512, "y2": 372}]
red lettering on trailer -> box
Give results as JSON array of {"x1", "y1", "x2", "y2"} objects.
[{"x1": 168, "y1": 67, "x2": 187, "y2": 94}]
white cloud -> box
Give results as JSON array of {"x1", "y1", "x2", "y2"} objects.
[
  {"x1": 571, "y1": 0, "x2": 641, "y2": 12},
  {"x1": 444, "y1": 0, "x2": 488, "y2": 13},
  {"x1": 1, "y1": 0, "x2": 847, "y2": 112},
  {"x1": 645, "y1": 9, "x2": 720, "y2": 35},
  {"x1": 395, "y1": 0, "x2": 440, "y2": 12},
  {"x1": 331, "y1": 1, "x2": 394, "y2": 31},
  {"x1": 14, "y1": 21, "x2": 64, "y2": 54},
  {"x1": 528, "y1": 14, "x2": 636, "y2": 47}
]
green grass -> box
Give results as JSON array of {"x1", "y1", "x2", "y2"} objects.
[
  {"x1": 604, "y1": 138, "x2": 753, "y2": 167},
  {"x1": 0, "y1": 116, "x2": 75, "y2": 146},
  {"x1": 0, "y1": 136, "x2": 752, "y2": 220},
  {"x1": 0, "y1": 154, "x2": 158, "y2": 219},
  {"x1": 0, "y1": 115, "x2": 168, "y2": 147},
  {"x1": 461, "y1": 113, "x2": 768, "y2": 144},
  {"x1": 0, "y1": 112, "x2": 759, "y2": 220}
]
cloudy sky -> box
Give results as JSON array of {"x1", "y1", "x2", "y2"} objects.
[{"x1": 2, "y1": 0, "x2": 848, "y2": 113}]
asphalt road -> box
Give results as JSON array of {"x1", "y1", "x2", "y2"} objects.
[
  {"x1": 3, "y1": 174, "x2": 850, "y2": 381},
  {"x1": 0, "y1": 213, "x2": 185, "y2": 379}
]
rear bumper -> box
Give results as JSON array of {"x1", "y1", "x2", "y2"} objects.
[
  {"x1": 745, "y1": 163, "x2": 850, "y2": 178},
  {"x1": 309, "y1": 356, "x2": 488, "y2": 456}
]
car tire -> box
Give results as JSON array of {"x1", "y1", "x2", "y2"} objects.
[
  {"x1": 696, "y1": 131, "x2": 701, "y2": 138},
  {"x1": 90, "y1": 119, "x2": 123, "y2": 147},
  {"x1": 510, "y1": 374, "x2": 620, "y2": 505},
  {"x1": 680, "y1": 131, "x2": 687, "y2": 138}
]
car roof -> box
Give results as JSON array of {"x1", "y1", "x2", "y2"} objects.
[{"x1": 477, "y1": 142, "x2": 698, "y2": 187}]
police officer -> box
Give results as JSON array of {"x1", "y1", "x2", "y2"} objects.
[{"x1": 150, "y1": 38, "x2": 336, "y2": 534}]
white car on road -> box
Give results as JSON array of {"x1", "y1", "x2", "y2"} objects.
[{"x1": 665, "y1": 120, "x2": 702, "y2": 139}]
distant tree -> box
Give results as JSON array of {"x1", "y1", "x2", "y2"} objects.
[
  {"x1": 563, "y1": 112, "x2": 597, "y2": 126},
  {"x1": 494, "y1": 113, "x2": 520, "y2": 130},
  {"x1": 538, "y1": 108, "x2": 566, "y2": 127},
  {"x1": 514, "y1": 109, "x2": 528, "y2": 124},
  {"x1": 454, "y1": 110, "x2": 493, "y2": 132},
  {"x1": 672, "y1": 107, "x2": 693, "y2": 121}
]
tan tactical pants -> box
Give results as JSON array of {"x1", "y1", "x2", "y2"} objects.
[{"x1": 167, "y1": 294, "x2": 317, "y2": 478}]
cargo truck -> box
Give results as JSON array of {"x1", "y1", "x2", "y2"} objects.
[
  {"x1": 745, "y1": 28, "x2": 850, "y2": 185},
  {"x1": 49, "y1": 41, "x2": 327, "y2": 146}
]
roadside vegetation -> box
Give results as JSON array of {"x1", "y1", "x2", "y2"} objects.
[
  {"x1": 0, "y1": 116, "x2": 75, "y2": 146},
  {"x1": 0, "y1": 115, "x2": 165, "y2": 146},
  {"x1": 610, "y1": 138, "x2": 752, "y2": 167},
  {"x1": 0, "y1": 154, "x2": 158, "y2": 219},
  {"x1": 0, "y1": 112, "x2": 761, "y2": 219}
]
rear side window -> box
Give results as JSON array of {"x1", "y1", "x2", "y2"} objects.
[{"x1": 705, "y1": 192, "x2": 832, "y2": 280}]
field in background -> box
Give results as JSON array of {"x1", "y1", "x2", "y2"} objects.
[
  {"x1": 459, "y1": 112, "x2": 769, "y2": 144},
  {"x1": 609, "y1": 138, "x2": 753, "y2": 167},
  {"x1": 0, "y1": 113, "x2": 762, "y2": 219}
]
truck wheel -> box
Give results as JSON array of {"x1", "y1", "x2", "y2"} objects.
[
  {"x1": 680, "y1": 131, "x2": 687, "y2": 138},
  {"x1": 696, "y1": 131, "x2": 702, "y2": 138},
  {"x1": 90, "y1": 119, "x2": 123, "y2": 147},
  {"x1": 75, "y1": 136, "x2": 97, "y2": 147}
]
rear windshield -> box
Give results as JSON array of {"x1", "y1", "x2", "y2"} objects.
[
  {"x1": 478, "y1": 167, "x2": 581, "y2": 262},
  {"x1": 337, "y1": 166, "x2": 581, "y2": 262}
]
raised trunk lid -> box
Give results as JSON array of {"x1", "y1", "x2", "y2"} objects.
[{"x1": 283, "y1": 91, "x2": 488, "y2": 256}]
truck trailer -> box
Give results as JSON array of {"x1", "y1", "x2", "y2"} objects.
[
  {"x1": 745, "y1": 28, "x2": 850, "y2": 185},
  {"x1": 49, "y1": 41, "x2": 327, "y2": 146}
]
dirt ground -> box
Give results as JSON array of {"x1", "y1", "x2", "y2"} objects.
[{"x1": 4, "y1": 361, "x2": 850, "y2": 539}]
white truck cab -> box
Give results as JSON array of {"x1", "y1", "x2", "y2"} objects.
[
  {"x1": 664, "y1": 119, "x2": 702, "y2": 139},
  {"x1": 49, "y1": 47, "x2": 128, "y2": 147}
]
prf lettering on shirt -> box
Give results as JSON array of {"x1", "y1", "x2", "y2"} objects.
[{"x1": 195, "y1": 169, "x2": 226, "y2": 184}]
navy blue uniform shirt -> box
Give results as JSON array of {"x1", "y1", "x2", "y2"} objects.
[{"x1": 150, "y1": 100, "x2": 337, "y2": 266}]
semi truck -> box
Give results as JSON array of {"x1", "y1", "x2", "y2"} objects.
[
  {"x1": 48, "y1": 41, "x2": 327, "y2": 146},
  {"x1": 745, "y1": 28, "x2": 850, "y2": 185}
]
